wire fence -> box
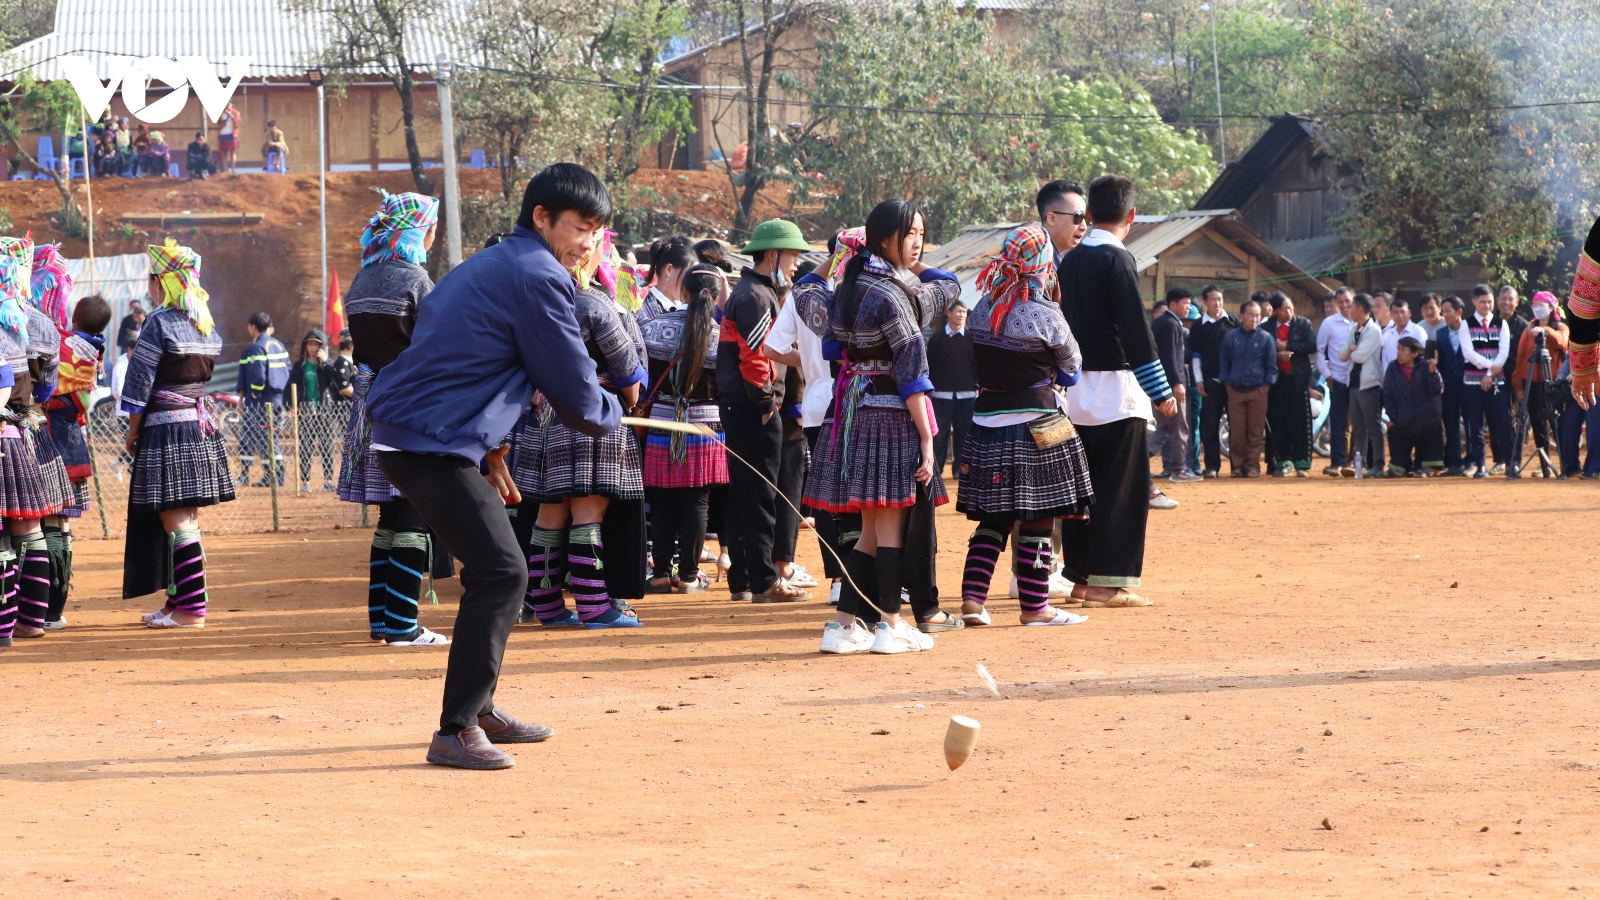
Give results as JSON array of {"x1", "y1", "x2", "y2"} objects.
[{"x1": 77, "y1": 400, "x2": 371, "y2": 539}]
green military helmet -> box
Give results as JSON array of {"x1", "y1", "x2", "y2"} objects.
[{"x1": 741, "y1": 219, "x2": 810, "y2": 254}]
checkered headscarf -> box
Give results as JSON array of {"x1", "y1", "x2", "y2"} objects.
[
  {"x1": 975, "y1": 225, "x2": 1052, "y2": 334},
  {"x1": 0, "y1": 235, "x2": 34, "y2": 340},
  {"x1": 30, "y1": 243, "x2": 72, "y2": 330},
  {"x1": 360, "y1": 190, "x2": 440, "y2": 268},
  {"x1": 825, "y1": 226, "x2": 866, "y2": 284},
  {"x1": 148, "y1": 239, "x2": 215, "y2": 336}
]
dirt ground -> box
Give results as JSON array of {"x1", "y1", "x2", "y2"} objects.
[{"x1": 3, "y1": 472, "x2": 1600, "y2": 898}]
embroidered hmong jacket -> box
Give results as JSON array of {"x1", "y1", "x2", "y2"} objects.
[
  {"x1": 23, "y1": 306, "x2": 60, "y2": 406},
  {"x1": 119, "y1": 308, "x2": 222, "y2": 415},
  {"x1": 574, "y1": 286, "x2": 646, "y2": 393},
  {"x1": 344, "y1": 259, "x2": 433, "y2": 373},
  {"x1": 1562, "y1": 217, "x2": 1600, "y2": 378},
  {"x1": 822, "y1": 256, "x2": 960, "y2": 409},
  {"x1": 969, "y1": 294, "x2": 1082, "y2": 415},
  {"x1": 640, "y1": 306, "x2": 720, "y2": 403}
]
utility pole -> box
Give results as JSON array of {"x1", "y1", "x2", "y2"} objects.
[
  {"x1": 436, "y1": 54, "x2": 463, "y2": 271},
  {"x1": 1204, "y1": 2, "x2": 1225, "y2": 164},
  {"x1": 309, "y1": 69, "x2": 328, "y2": 333},
  {"x1": 79, "y1": 109, "x2": 96, "y2": 291}
]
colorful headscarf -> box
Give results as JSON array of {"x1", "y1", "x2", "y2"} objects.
[
  {"x1": 0, "y1": 235, "x2": 34, "y2": 341},
  {"x1": 573, "y1": 229, "x2": 648, "y2": 313},
  {"x1": 30, "y1": 243, "x2": 72, "y2": 330},
  {"x1": 148, "y1": 239, "x2": 215, "y2": 336},
  {"x1": 825, "y1": 226, "x2": 866, "y2": 284},
  {"x1": 359, "y1": 190, "x2": 440, "y2": 268},
  {"x1": 975, "y1": 225, "x2": 1053, "y2": 334}
]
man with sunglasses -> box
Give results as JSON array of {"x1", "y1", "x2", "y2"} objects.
[{"x1": 1037, "y1": 179, "x2": 1088, "y2": 266}]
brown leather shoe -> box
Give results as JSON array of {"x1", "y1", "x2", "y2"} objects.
[
  {"x1": 753, "y1": 579, "x2": 811, "y2": 603},
  {"x1": 425, "y1": 725, "x2": 515, "y2": 770},
  {"x1": 477, "y1": 707, "x2": 555, "y2": 744}
]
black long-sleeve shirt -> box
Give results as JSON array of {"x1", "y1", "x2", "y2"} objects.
[
  {"x1": 716, "y1": 268, "x2": 781, "y2": 414},
  {"x1": 1056, "y1": 235, "x2": 1172, "y2": 402},
  {"x1": 1150, "y1": 309, "x2": 1188, "y2": 387}
]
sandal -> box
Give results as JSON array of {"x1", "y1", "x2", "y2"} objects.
[
  {"x1": 917, "y1": 611, "x2": 965, "y2": 633},
  {"x1": 960, "y1": 607, "x2": 992, "y2": 626},
  {"x1": 1023, "y1": 607, "x2": 1089, "y2": 626},
  {"x1": 646, "y1": 577, "x2": 676, "y2": 594},
  {"x1": 1080, "y1": 589, "x2": 1152, "y2": 608}
]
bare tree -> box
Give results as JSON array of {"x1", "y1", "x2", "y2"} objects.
[
  {"x1": 698, "y1": 0, "x2": 821, "y2": 239},
  {"x1": 290, "y1": 0, "x2": 447, "y2": 194}
]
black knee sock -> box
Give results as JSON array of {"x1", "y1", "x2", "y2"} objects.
[
  {"x1": 568, "y1": 523, "x2": 614, "y2": 622},
  {"x1": 962, "y1": 519, "x2": 1012, "y2": 605},
  {"x1": 875, "y1": 547, "x2": 905, "y2": 618},
  {"x1": 840, "y1": 548, "x2": 881, "y2": 626},
  {"x1": 384, "y1": 530, "x2": 430, "y2": 638},
  {"x1": 168, "y1": 528, "x2": 208, "y2": 616}
]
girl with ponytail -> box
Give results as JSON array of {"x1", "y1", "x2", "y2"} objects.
[
  {"x1": 638, "y1": 264, "x2": 730, "y2": 592},
  {"x1": 802, "y1": 199, "x2": 964, "y2": 655}
]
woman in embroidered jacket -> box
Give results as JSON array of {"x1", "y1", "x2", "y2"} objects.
[
  {"x1": 338, "y1": 191, "x2": 451, "y2": 647},
  {"x1": 119, "y1": 241, "x2": 234, "y2": 628},
  {"x1": 802, "y1": 199, "x2": 961, "y2": 655},
  {"x1": 509, "y1": 231, "x2": 647, "y2": 629},
  {"x1": 955, "y1": 225, "x2": 1094, "y2": 627}
]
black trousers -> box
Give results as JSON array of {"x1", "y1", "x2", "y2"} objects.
[
  {"x1": 773, "y1": 435, "x2": 807, "y2": 564},
  {"x1": 932, "y1": 395, "x2": 974, "y2": 476},
  {"x1": 719, "y1": 398, "x2": 781, "y2": 593},
  {"x1": 1060, "y1": 417, "x2": 1148, "y2": 589},
  {"x1": 1387, "y1": 421, "x2": 1445, "y2": 471},
  {"x1": 1526, "y1": 381, "x2": 1559, "y2": 469},
  {"x1": 803, "y1": 426, "x2": 850, "y2": 580},
  {"x1": 1440, "y1": 380, "x2": 1464, "y2": 469},
  {"x1": 647, "y1": 487, "x2": 709, "y2": 580},
  {"x1": 1199, "y1": 378, "x2": 1227, "y2": 472},
  {"x1": 1266, "y1": 379, "x2": 1312, "y2": 470},
  {"x1": 378, "y1": 451, "x2": 525, "y2": 733},
  {"x1": 601, "y1": 497, "x2": 647, "y2": 601}
]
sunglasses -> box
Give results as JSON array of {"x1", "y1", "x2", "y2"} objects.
[{"x1": 1047, "y1": 209, "x2": 1087, "y2": 225}]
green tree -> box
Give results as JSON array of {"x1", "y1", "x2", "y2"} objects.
[
  {"x1": 1306, "y1": 0, "x2": 1600, "y2": 281},
  {"x1": 0, "y1": 73, "x2": 89, "y2": 236},
  {"x1": 776, "y1": 1, "x2": 1215, "y2": 242},
  {"x1": 1177, "y1": 2, "x2": 1321, "y2": 157}
]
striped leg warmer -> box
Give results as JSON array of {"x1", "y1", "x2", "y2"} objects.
[
  {"x1": 526, "y1": 526, "x2": 570, "y2": 622},
  {"x1": 168, "y1": 528, "x2": 208, "y2": 617},
  {"x1": 368, "y1": 528, "x2": 394, "y2": 638},
  {"x1": 15, "y1": 532, "x2": 50, "y2": 632},
  {"x1": 962, "y1": 524, "x2": 1011, "y2": 605},
  {"x1": 384, "y1": 530, "x2": 433, "y2": 639},
  {"x1": 0, "y1": 544, "x2": 16, "y2": 643},
  {"x1": 1015, "y1": 526, "x2": 1054, "y2": 615},
  {"x1": 567, "y1": 523, "x2": 612, "y2": 622},
  {"x1": 43, "y1": 525, "x2": 70, "y2": 624}
]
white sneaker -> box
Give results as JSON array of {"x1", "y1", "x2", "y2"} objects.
[
  {"x1": 1048, "y1": 572, "x2": 1073, "y2": 599},
  {"x1": 828, "y1": 581, "x2": 842, "y2": 606},
  {"x1": 1149, "y1": 491, "x2": 1180, "y2": 510},
  {"x1": 141, "y1": 607, "x2": 172, "y2": 624},
  {"x1": 42, "y1": 618, "x2": 67, "y2": 631},
  {"x1": 388, "y1": 627, "x2": 450, "y2": 646},
  {"x1": 819, "y1": 619, "x2": 873, "y2": 654},
  {"x1": 869, "y1": 621, "x2": 934, "y2": 654}
]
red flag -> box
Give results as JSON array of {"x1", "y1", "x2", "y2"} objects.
[{"x1": 326, "y1": 267, "x2": 345, "y2": 338}]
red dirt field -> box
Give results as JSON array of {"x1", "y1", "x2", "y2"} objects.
[{"x1": 3, "y1": 473, "x2": 1600, "y2": 898}]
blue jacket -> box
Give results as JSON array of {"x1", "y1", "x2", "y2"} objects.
[
  {"x1": 1217, "y1": 326, "x2": 1279, "y2": 390},
  {"x1": 237, "y1": 333, "x2": 290, "y2": 404},
  {"x1": 366, "y1": 226, "x2": 620, "y2": 464}
]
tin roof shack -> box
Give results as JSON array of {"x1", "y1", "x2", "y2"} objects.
[{"x1": 921, "y1": 211, "x2": 1331, "y2": 313}]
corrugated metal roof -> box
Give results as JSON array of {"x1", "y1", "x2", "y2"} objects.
[
  {"x1": 1270, "y1": 235, "x2": 1352, "y2": 278},
  {"x1": 6, "y1": 0, "x2": 470, "y2": 82},
  {"x1": 918, "y1": 221, "x2": 1021, "y2": 306}
]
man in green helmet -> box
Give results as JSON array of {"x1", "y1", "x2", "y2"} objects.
[{"x1": 716, "y1": 219, "x2": 813, "y2": 603}]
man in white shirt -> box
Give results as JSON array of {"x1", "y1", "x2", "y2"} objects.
[
  {"x1": 1454, "y1": 284, "x2": 1512, "y2": 478},
  {"x1": 1381, "y1": 295, "x2": 1430, "y2": 371},
  {"x1": 1315, "y1": 287, "x2": 1353, "y2": 474}
]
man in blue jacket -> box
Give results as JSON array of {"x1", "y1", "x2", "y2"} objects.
[
  {"x1": 366, "y1": 163, "x2": 622, "y2": 771},
  {"x1": 1218, "y1": 299, "x2": 1278, "y2": 477},
  {"x1": 236, "y1": 311, "x2": 290, "y2": 486}
]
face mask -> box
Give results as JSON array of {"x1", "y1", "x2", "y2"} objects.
[
  {"x1": 772, "y1": 267, "x2": 787, "y2": 289},
  {"x1": 1533, "y1": 303, "x2": 1552, "y2": 320}
]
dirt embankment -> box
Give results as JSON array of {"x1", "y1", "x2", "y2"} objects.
[{"x1": 0, "y1": 167, "x2": 793, "y2": 351}]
